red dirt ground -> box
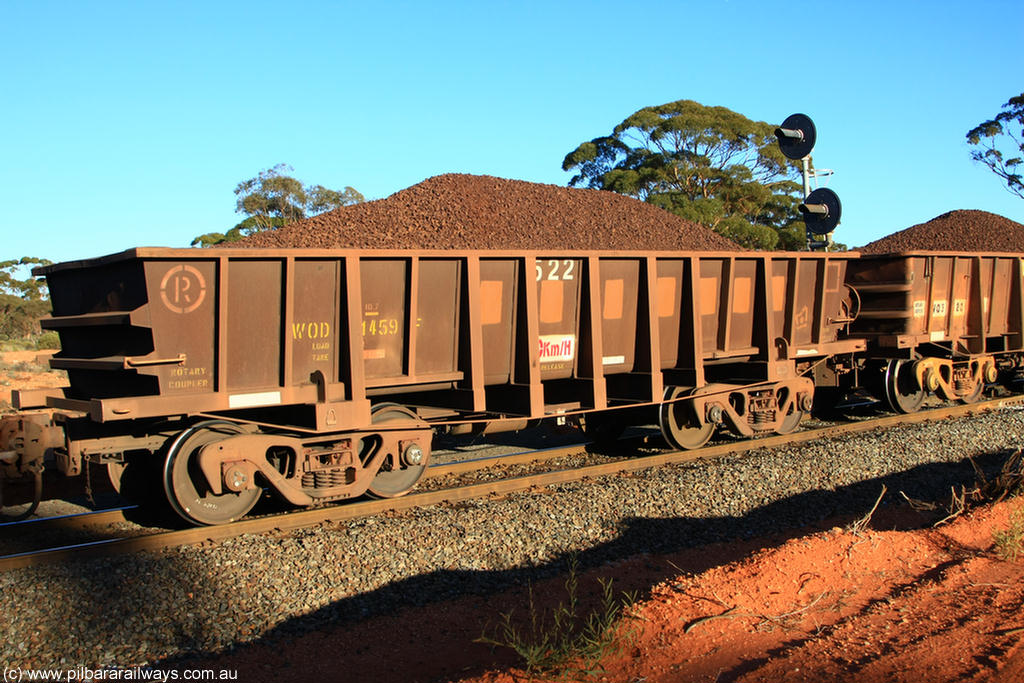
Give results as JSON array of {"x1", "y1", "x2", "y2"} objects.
[
  {"x1": 469, "y1": 499, "x2": 1024, "y2": 683},
  {"x1": 198, "y1": 496, "x2": 1024, "y2": 683}
]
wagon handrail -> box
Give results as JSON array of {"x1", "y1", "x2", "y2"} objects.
[{"x1": 122, "y1": 354, "x2": 187, "y2": 369}]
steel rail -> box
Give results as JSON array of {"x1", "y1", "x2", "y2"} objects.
[
  {"x1": 0, "y1": 506, "x2": 136, "y2": 531},
  {"x1": 2, "y1": 394, "x2": 1023, "y2": 571},
  {"x1": 426, "y1": 441, "x2": 592, "y2": 475}
]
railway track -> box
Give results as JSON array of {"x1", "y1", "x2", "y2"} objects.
[
  {"x1": 2, "y1": 394, "x2": 1023, "y2": 571},
  {"x1": 0, "y1": 441, "x2": 596, "y2": 567}
]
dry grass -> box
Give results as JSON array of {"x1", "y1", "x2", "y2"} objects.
[
  {"x1": 0, "y1": 360, "x2": 52, "y2": 375},
  {"x1": 848, "y1": 485, "x2": 887, "y2": 535},
  {"x1": 477, "y1": 556, "x2": 638, "y2": 678},
  {"x1": 993, "y1": 508, "x2": 1024, "y2": 562},
  {"x1": 901, "y1": 448, "x2": 1024, "y2": 526}
]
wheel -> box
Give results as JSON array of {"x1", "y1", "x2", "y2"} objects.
[
  {"x1": 107, "y1": 462, "x2": 126, "y2": 493},
  {"x1": 959, "y1": 376, "x2": 985, "y2": 404},
  {"x1": 884, "y1": 360, "x2": 925, "y2": 414},
  {"x1": 776, "y1": 404, "x2": 805, "y2": 435},
  {"x1": 163, "y1": 421, "x2": 261, "y2": 526},
  {"x1": 0, "y1": 470, "x2": 41, "y2": 522},
  {"x1": 366, "y1": 404, "x2": 429, "y2": 499},
  {"x1": 659, "y1": 386, "x2": 714, "y2": 450}
]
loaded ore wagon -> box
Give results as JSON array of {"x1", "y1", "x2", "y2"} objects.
[
  {"x1": 847, "y1": 252, "x2": 1024, "y2": 412},
  {"x1": 4, "y1": 246, "x2": 861, "y2": 524}
]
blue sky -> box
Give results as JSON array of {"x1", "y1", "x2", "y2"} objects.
[{"x1": 2, "y1": 0, "x2": 1022, "y2": 263}]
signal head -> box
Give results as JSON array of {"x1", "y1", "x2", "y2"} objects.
[
  {"x1": 800, "y1": 187, "x2": 842, "y2": 237},
  {"x1": 775, "y1": 113, "x2": 817, "y2": 160}
]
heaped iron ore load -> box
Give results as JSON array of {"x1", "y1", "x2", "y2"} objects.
[
  {"x1": 859, "y1": 210, "x2": 1024, "y2": 254},
  {"x1": 232, "y1": 174, "x2": 741, "y2": 251}
]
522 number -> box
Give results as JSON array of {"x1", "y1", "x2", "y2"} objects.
[{"x1": 536, "y1": 259, "x2": 576, "y2": 282}]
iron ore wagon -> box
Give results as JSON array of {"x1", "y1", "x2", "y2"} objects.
[
  {"x1": 845, "y1": 252, "x2": 1024, "y2": 412},
  {"x1": 4, "y1": 247, "x2": 864, "y2": 524}
]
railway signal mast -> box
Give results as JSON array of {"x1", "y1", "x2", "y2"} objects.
[{"x1": 775, "y1": 114, "x2": 841, "y2": 251}]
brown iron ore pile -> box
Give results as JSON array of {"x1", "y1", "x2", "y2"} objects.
[
  {"x1": 231, "y1": 173, "x2": 740, "y2": 251},
  {"x1": 859, "y1": 209, "x2": 1024, "y2": 254}
]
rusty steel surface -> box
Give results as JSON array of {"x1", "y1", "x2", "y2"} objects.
[
  {"x1": 6, "y1": 246, "x2": 866, "y2": 521},
  {"x1": 9, "y1": 243, "x2": 1019, "y2": 528},
  {"x1": 35, "y1": 248, "x2": 861, "y2": 429},
  {"x1": 848, "y1": 252, "x2": 1024, "y2": 355},
  {"x1": 4, "y1": 394, "x2": 1024, "y2": 571}
]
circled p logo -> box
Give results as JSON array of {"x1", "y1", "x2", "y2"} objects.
[{"x1": 160, "y1": 265, "x2": 207, "y2": 314}]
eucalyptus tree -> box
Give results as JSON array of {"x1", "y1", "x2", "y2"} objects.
[
  {"x1": 967, "y1": 93, "x2": 1024, "y2": 200},
  {"x1": 0, "y1": 257, "x2": 51, "y2": 339},
  {"x1": 563, "y1": 100, "x2": 805, "y2": 249},
  {"x1": 192, "y1": 164, "x2": 364, "y2": 246}
]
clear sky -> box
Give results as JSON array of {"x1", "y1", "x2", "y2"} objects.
[{"x1": 2, "y1": 0, "x2": 1022, "y2": 264}]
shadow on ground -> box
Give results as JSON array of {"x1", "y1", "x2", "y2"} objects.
[{"x1": 159, "y1": 446, "x2": 1018, "y2": 683}]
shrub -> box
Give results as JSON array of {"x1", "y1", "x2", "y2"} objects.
[
  {"x1": 477, "y1": 556, "x2": 637, "y2": 677},
  {"x1": 34, "y1": 331, "x2": 59, "y2": 350},
  {"x1": 994, "y1": 508, "x2": 1024, "y2": 562}
]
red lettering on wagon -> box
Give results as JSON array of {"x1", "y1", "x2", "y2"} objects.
[{"x1": 538, "y1": 334, "x2": 575, "y2": 363}]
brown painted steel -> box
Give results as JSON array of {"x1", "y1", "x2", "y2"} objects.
[
  {"x1": 17, "y1": 247, "x2": 865, "y2": 517},
  {"x1": 848, "y1": 252, "x2": 1024, "y2": 356},
  {"x1": 35, "y1": 248, "x2": 859, "y2": 432}
]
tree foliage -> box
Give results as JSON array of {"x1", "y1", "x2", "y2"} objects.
[
  {"x1": 966, "y1": 93, "x2": 1024, "y2": 200},
  {"x1": 192, "y1": 164, "x2": 364, "y2": 246},
  {"x1": 0, "y1": 257, "x2": 52, "y2": 339},
  {"x1": 562, "y1": 100, "x2": 806, "y2": 249}
]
